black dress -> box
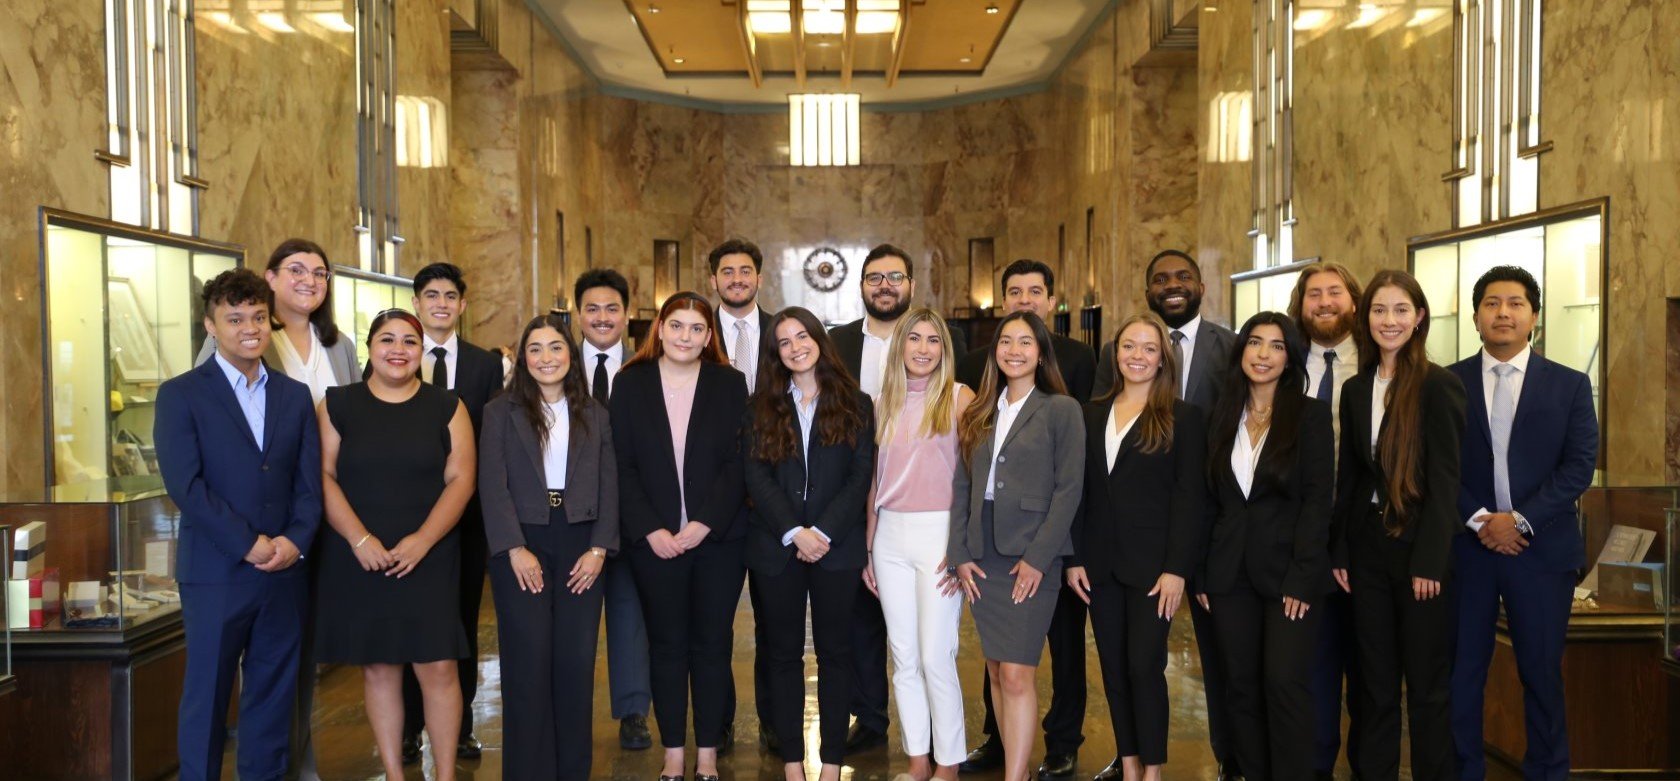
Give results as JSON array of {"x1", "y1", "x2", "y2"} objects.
[{"x1": 315, "y1": 382, "x2": 469, "y2": 665}]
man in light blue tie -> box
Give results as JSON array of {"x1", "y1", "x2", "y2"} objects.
[{"x1": 1448, "y1": 265, "x2": 1597, "y2": 781}]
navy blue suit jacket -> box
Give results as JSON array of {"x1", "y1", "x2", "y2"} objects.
[
  {"x1": 1449, "y1": 350, "x2": 1597, "y2": 573},
  {"x1": 155, "y1": 357, "x2": 323, "y2": 584}
]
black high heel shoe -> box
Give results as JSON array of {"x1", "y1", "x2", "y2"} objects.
[
  {"x1": 659, "y1": 775, "x2": 685, "y2": 781},
  {"x1": 693, "y1": 775, "x2": 719, "y2": 781}
]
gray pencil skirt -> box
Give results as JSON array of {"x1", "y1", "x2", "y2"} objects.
[{"x1": 969, "y1": 501, "x2": 1062, "y2": 665}]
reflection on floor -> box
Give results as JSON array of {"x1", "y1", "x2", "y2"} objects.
[{"x1": 231, "y1": 585, "x2": 1519, "y2": 780}]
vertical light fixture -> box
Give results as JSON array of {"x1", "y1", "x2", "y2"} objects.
[{"x1": 788, "y1": 93, "x2": 860, "y2": 166}]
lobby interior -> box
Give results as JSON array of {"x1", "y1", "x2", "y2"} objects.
[{"x1": 1, "y1": 0, "x2": 1678, "y2": 779}]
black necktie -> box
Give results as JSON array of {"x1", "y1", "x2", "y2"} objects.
[
  {"x1": 593, "y1": 353, "x2": 610, "y2": 405},
  {"x1": 1316, "y1": 349, "x2": 1337, "y2": 403},
  {"x1": 430, "y1": 346, "x2": 449, "y2": 388}
]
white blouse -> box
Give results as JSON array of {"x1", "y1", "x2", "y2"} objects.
[
  {"x1": 1104, "y1": 407, "x2": 1139, "y2": 472},
  {"x1": 273, "y1": 324, "x2": 338, "y2": 404},
  {"x1": 1232, "y1": 408, "x2": 1268, "y2": 499},
  {"x1": 543, "y1": 398, "x2": 570, "y2": 489},
  {"x1": 1369, "y1": 373, "x2": 1392, "y2": 502}
]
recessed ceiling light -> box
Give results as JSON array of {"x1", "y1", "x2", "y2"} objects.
[
  {"x1": 959, "y1": 56, "x2": 971, "y2": 63},
  {"x1": 673, "y1": 57, "x2": 685, "y2": 63},
  {"x1": 985, "y1": 4, "x2": 999, "y2": 14},
  {"x1": 648, "y1": 3, "x2": 660, "y2": 12}
]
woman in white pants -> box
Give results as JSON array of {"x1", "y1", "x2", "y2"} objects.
[{"x1": 862, "y1": 307, "x2": 976, "y2": 781}]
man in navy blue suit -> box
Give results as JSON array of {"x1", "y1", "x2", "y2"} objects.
[
  {"x1": 156, "y1": 268, "x2": 323, "y2": 781},
  {"x1": 1449, "y1": 265, "x2": 1597, "y2": 781}
]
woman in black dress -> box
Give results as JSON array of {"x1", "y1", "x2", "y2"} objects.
[{"x1": 316, "y1": 309, "x2": 477, "y2": 781}]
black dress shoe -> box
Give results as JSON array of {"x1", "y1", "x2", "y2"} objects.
[
  {"x1": 958, "y1": 737, "x2": 1004, "y2": 773},
  {"x1": 845, "y1": 721, "x2": 888, "y2": 752},
  {"x1": 1037, "y1": 752, "x2": 1077, "y2": 779},
  {"x1": 695, "y1": 775, "x2": 720, "y2": 781},
  {"x1": 621, "y1": 714, "x2": 653, "y2": 750},
  {"x1": 1217, "y1": 762, "x2": 1245, "y2": 781},
  {"x1": 1092, "y1": 758, "x2": 1122, "y2": 780},
  {"x1": 400, "y1": 735, "x2": 422, "y2": 765},
  {"x1": 658, "y1": 775, "x2": 684, "y2": 781},
  {"x1": 759, "y1": 723, "x2": 781, "y2": 753},
  {"x1": 457, "y1": 734, "x2": 483, "y2": 760}
]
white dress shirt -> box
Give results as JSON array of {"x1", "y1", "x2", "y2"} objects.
[
  {"x1": 1305, "y1": 335, "x2": 1359, "y2": 449},
  {"x1": 273, "y1": 324, "x2": 337, "y2": 404},
  {"x1": 1371, "y1": 373, "x2": 1392, "y2": 503},
  {"x1": 1172, "y1": 315, "x2": 1205, "y2": 393},
  {"x1": 985, "y1": 388, "x2": 1034, "y2": 500},
  {"x1": 1467, "y1": 346, "x2": 1533, "y2": 532},
  {"x1": 1104, "y1": 407, "x2": 1139, "y2": 472},
  {"x1": 858, "y1": 323, "x2": 893, "y2": 399},
  {"x1": 1232, "y1": 408, "x2": 1267, "y2": 498},
  {"x1": 542, "y1": 398, "x2": 570, "y2": 489},
  {"x1": 423, "y1": 332, "x2": 460, "y2": 389},
  {"x1": 718, "y1": 306, "x2": 761, "y2": 390},
  {"x1": 582, "y1": 340, "x2": 625, "y2": 398},
  {"x1": 780, "y1": 383, "x2": 833, "y2": 546}
]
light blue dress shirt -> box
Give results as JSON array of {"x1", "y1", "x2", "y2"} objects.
[{"x1": 214, "y1": 351, "x2": 268, "y2": 451}]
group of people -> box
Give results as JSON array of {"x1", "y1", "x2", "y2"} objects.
[{"x1": 155, "y1": 235, "x2": 1596, "y2": 781}]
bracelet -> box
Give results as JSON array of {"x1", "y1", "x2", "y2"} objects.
[
  {"x1": 355, "y1": 533, "x2": 372, "y2": 549},
  {"x1": 586, "y1": 548, "x2": 606, "y2": 558}
]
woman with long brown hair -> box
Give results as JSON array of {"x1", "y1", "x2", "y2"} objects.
[
  {"x1": 610, "y1": 291, "x2": 748, "y2": 781},
  {"x1": 943, "y1": 311, "x2": 1084, "y2": 781},
  {"x1": 1066, "y1": 312, "x2": 1208, "y2": 781},
  {"x1": 742, "y1": 307, "x2": 875, "y2": 781},
  {"x1": 1331, "y1": 270, "x2": 1465, "y2": 781},
  {"x1": 479, "y1": 313, "x2": 617, "y2": 780}
]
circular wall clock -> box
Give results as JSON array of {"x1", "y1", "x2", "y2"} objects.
[{"x1": 803, "y1": 247, "x2": 848, "y2": 292}]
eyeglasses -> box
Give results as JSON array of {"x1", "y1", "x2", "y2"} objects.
[
  {"x1": 864, "y1": 271, "x2": 909, "y2": 287},
  {"x1": 282, "y1": 263, "x2": 332, "y2": 283}
]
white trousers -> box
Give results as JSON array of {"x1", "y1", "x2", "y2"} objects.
[{"x1": 873, "y1": 509, "x2": 967, "y2": 766}]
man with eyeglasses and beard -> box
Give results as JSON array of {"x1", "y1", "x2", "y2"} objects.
[
  {"x1": 828, "y1": 243, "x2": 965, "y2": 753},
  {"x1": 1093, "y1": 250, "x2": 1241, "y2": 781},
  {"x1": 1287, "y1": 262, "x2": 1364, "y2": 781}
]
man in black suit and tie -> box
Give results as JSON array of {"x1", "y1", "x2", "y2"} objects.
[
  {"x1": 826, "y1": 243, "x2": 965, "y2": 752},
  {"x1": 954, "y1": 258, "x2": 1096, "y2": 780},
  {"x1": 574, "y1": 268, "x2": 656, "y2": 752},
  {"x1": 1091, "y1": 249, "x2": 1240, "y2": 781},
  {"x1": 1449, "y1": 266, "x2": 1596, "y2": 781},
  {"x1": 397, "y1": 262, "x2": 506, "y2": 763},
  {"x1": 709, "y1": 238, "x2": 776, "y2": 753}
]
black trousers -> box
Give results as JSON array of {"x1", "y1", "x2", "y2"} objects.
[
  {"x1": 629, "y1": 537, "x2": 746, "y2": 749},
  {"x1": 848, "y1": 587, "x2": 892, "y2": 732},
  {"x1": 1191, "y1": 593, "x2": 1239, "y2": 767},
  {"x1": 403, "y1": 508, "x2": 488, "y2": 742},
  {"x1": 976, "y1": 582, "x2": 1088, "y2": 755},
  {"x1": 755, "y1": 561, "x2": 863, "y2": 765},
  {"x1": 489, "y1": 507, "x2": 603, "y2": 781},
  {"x1": 1088, "y1": 578, "x2": 1171, "y2": 766},
  {"x1": 1348, "y1": 511, "x2": 1455, "y2": 781},
  {"x1": 724, "y1": 574, "x2": 773, "y2": 740},
  {"x1": 1311, "y1": 584, "x2": 1360, "y2": 773},
  {"x1": 1209, "y1": 586, "x2": 1321, "y2": 781}
]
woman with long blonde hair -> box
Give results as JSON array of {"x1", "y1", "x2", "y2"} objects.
[
  {"x1": 1066, "y1": 312, "x2": 1208, "y2": 781},
  {"x1": 863, "y1": 307, "x2": 975, "y2": 781}
]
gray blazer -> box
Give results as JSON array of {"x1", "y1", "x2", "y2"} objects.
[
  {"x1": 196, "y1": 327, "x2": 360, "y2": 386},
  {"x1": 948, "y1": 390, "x2": 1086, "y2": 573},
  {"x1": 478, "y1": 394, "x2": 618, "y2": 556}
]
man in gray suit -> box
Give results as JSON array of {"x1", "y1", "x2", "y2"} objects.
[{"x1": 1091, "y1": 249, "x2": 1241, "y2": 781}]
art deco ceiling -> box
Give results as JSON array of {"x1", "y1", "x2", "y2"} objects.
[{"x1": 535, "y1": 0, "x2": 1115, "y2": 107}]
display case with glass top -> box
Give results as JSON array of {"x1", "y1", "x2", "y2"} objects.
[
  {"x1": 0, "y1": 524, "x2": 13, "y2": 697},
  {"x1": 1665, "y1": 507, "x2": 1679, "y2": 676}
]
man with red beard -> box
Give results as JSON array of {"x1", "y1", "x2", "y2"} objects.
[{"x1": 1287, "y1": 261, "x2": 1364, "y2": 781}]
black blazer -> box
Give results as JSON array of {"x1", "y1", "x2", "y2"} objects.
[
  {"x1": 1093, "y1": 318, "x2": 1237, "y2": 409},
  {"x1": 956, "y1": 333, "x2": 1097, "y2": 403},
  {"x1": 611, "y1": 360, "x2": 750, "y2": 545},
  {"x1": 1332, "y1": 364, "x2": 1466, "y2": 582},
  {"x1": 1070, "y1": 400, "x2": 1208, "y2": 588},
  {"x1": 478, "y1": 395, "x2": 618, "y2": 557},
  {"x1": 742, "y1": 389, "x2": 877, "y2": 575},
  {"x1": 829, "y1": 317, "x2": 968, "y2": 381},
  {"x1": 1203, "y1": 398, "x2": 1335, "y2": 600}
]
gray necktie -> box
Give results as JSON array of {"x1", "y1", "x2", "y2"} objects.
[
  {"x1": 733, "y1": 320, "x2": 753, "y2": 389},
  {"x1": 1170, "y1": 330, "x2": 1186, "y2": 399},
  {"x1": 1490, "y1": 363, "x2": 1517, "y2": 511}
]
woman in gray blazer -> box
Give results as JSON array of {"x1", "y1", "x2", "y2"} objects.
[
  {"x1": 479, "y1": 313, "x2": 618, "y2": 781},
  {"x1": 945, "y1": 311, "x2": 1086, "y2": 781}
]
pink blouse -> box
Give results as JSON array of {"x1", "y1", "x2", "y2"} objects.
[
  {"x1": 874, "y1": 377, "x2": 963, "y2": 514},
  {"x1": 663, "y1": 369, "x2": 698, "y2": 528}
]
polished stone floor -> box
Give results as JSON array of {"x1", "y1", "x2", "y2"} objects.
[{"x1": 224, "y1": 585, "x2": 1517, "y2": 780}]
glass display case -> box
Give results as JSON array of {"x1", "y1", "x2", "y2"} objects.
[
  {"x1": 0, "y1": 480, "x2": 180, "y2": 634},
  {"x1": 1408, "y1": 198, "x2": 1607, "y2": 469},
  {"x1": 1666, "y1": 508, "x2": 1679, "y2": 675},
  {"x1": 0, "y1": 523, "x2": 12, "y2": 696},
  {"x1": 41, "y1": 209, "x2": 242, "y2": 491},
  {"x1": 1230, "y1": 258, "x2": 1315, "y2": 327},
  {"x1": 332, "y1": 266, "x2": 416, "y2": 369}
]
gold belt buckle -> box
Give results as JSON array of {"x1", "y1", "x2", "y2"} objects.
[{"x1": 548, "y1": 491, "x2": 564, "y2": 508}]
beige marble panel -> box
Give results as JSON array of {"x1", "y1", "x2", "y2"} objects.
[
  {"x1": 0, "y1": 0, "x2": 108, "y2": 492},
  {"x1": 450, "y1": 68, "x2": 524, "y2": 346},
  {"x1": 1196, "y1": 0, "x2": 1253, "y2": 325},
  {"x1": 395, "y1": 0, "x2": 454, "y2": 274}
]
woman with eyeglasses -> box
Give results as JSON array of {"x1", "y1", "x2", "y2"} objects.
[
  {"x1": 314, "y1": 309, "x2": 477, "y2": 781},
  {"x1": 611, "y1": 292, "x2": 749, "y2": 781},
  {"x1": 944, "y1": 311, "x2": 1084, "y2": 781},
  {"x1": 1198, "y1": 312, "x2": 1334, "y2": 781},
  {"x1": 480, "y1": 313, "x2": 617, "y2": 781}
]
